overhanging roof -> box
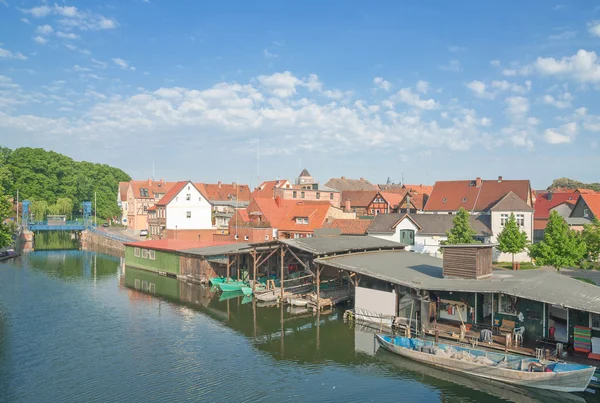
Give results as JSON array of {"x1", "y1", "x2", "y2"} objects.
[
  {"x1": 183, "y1": 243, "x2": 252, "y2": 256},
  {"x1": 315, "y1": 250, "x2": 600, "y2": 315}
]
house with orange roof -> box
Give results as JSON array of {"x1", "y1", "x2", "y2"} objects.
[
  {"x1": 126, "y1": 179, "x2": 177, "y2": 233},
  {"x1": 323, "y1": 218, "x2": 373, "y2": 235},
  {"x1": 196, "y1": 181, "x2": 251, "y2": 230},
  {"x1": 568, "y1": 193, "x2": 600, "y2": 230},
  {"x1": 272, "y1": 169, "x2": 341, "y2": 208},
  {"x1": 341, "y1": 190, "x2": 378, "y2": 216},
  {"x1": 533, "y1": 190, "x2": 580, "y2": 241},
  {"x1": 251, "y1": 179, "x2": 292, "y2": 199}
]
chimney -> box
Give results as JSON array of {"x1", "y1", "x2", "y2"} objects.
[
  {"x1": 232, "y1": 182, "x2": 237, "y2": 189},
  {"x1": 341, "y1": 176, "x2": 346, "y2": 180},
  {"x1": 360, "y1": 177, "x2": 364, "y2": 181},
  {"x1": 498, "y1": 176, "x2": 503, "y2": 182},
  {"x1": 475, "y1": 177, "x2": 482, "y2": 188},
  {"x1": 345, "y1": 199, "x2": 351, "y2": 212},
  {"x1": 148, "y1": 179, "x2": 152, "y2": 186},
  {"x1": 218, "y1": 181, "x2": 222, "y2": 189}
]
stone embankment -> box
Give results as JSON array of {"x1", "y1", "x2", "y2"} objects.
[{"x1": 80, "y1": 229, "x2": 128, "y2": 256}]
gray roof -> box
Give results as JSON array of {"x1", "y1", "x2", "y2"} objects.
[
  {"x1": 183, "y1": 243, "x2": 251, "y2": 256},
  {"x1": 278, "y1": 235, "x2": 405, "y2": 256},
  {"x1": 315, "y1": 250, "x2": 600, "y2": 315},
  {"x1": 490, "y1": 191, "x2": 534, "y2": 212},
  {"x1": 566, "y1": 217, "x2": 593, "y2": 226},
  {"x1": 324, "y1": 177, "x2": 377, "y2": 192},
  {"x1": 367, "y1": 213, "x2": 492, "y2": 236}
]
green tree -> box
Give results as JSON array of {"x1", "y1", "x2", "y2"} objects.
[
  {"x1": 55, "y1": 198, "x2": 74, "y2": 218},
  {"x1": 529, "y1": 210, "x2": 586, "y2": 270},
  {"x1": 442, "y1": 207, "x2": 480, "y2": 245},
  {"x1": 582, "y1": 218, "x2": 600, "y2": 266},
  {"x1": 496, "y1": 213, "x2": 529, "y2": 264},
  {"x1": 30, "y1": 200, "x2": 48, "y2": 221},
  {"x1": 0, "y1": 195, "x2": 13, "y2": 248}
]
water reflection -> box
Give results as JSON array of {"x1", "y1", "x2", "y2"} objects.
[{"x1": 22, "y1": 250, "x2": 120, "y2": 281}]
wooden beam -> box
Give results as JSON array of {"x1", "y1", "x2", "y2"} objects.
[
  {"x1": 236, "y1": 255, "x2": 240, "y2": 281},
  {"x1": 251, "y1": 250, "x2": 258, "y2": 292},
  {"x1": 226, "y1": 255, "x2": 232, "y2": 280},
  {"x1": 280, "y1": 246, "x2": 286, "y2": 300},
  {"x1": 316, "y1": 264, "x2": 322, "y2": 310},
  {"x1": 256, "y1": 248, "x2": 278, "y2": 269},
  {"x1": 285, "y1": 246, "x2": 310, "y2": 272}
]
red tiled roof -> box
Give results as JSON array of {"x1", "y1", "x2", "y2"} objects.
[
  {"x1": 533, "y1": 191, "x2": 579, "y2": 220},
  {"x1": 124, "y1": 239, "x2": 233, "y2": 252},
  {"x1": 341, "y1": 190, "x2": 378, "y2": 207},
  {"x1": 277, "y1": 201, "x2": 332, "y2": 232},
  {"x1": 379, "y1": 184, "x2": 433, "y2": 196},
  {"x1": 130, "y1": 179, "x2": 177, "y2": 199},
  {"x1": 398, "y1": 192, "x2": 428, "y2": 210},
  {"x1": 251, "y1": 180, "x2": 290, "y2": 199},
  {"x1": 379, "y1": 191, "x2": 406, "y2": 208},
  {"x1": 119, "y1": 182, "x2": 129, "y2": 201},
  {"x1": 323, "y1": 218, "x2": 372, "y2": 235},
  {"x1": 147, "y1": 205, "x2": 156, "y2": 211},
  {"x1": 424, "y1": 178, "x2": 531, "y2": 212},
  {"x1": 577, "y1": 188, "x2": 597, "y2": 194},
  {"x1": 581, "y1": 194, "x2": 600, "y2": 218},
  {"x1": 156, "y1": 181, "x2": 190, "y2": 206},
  {"x1": 196, "y1": 182, "x2": 251, "y2": 202},
  {"x1": 403, "y1": 184, "x2": 433, "y2": 196}
]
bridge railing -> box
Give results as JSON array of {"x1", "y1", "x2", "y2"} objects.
[{"x1": 89, "y1": 227, "x2": 135, "y2": 244}]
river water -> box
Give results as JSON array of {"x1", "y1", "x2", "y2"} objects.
[{"x1": 0, "y1": 250, "x2": 597, "y2": 403}]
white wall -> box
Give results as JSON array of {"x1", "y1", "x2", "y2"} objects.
[
  {"x1": 354, "y1": 286, "x2": 396, "y2": 327},
  {"x1": 166, "y1": 183, "x2": 213, "y2": 230},
  {"x1": 370, "y1": 233, "x2": 398, "y2": 243},
  {"x1": 491, "y1": 211, "x2": 533, "y2": 262}
]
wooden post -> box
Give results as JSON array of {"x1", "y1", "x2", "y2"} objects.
[
  {"x1": 280, "y1": 300, "x2": 284, "y2": 357},
  {"x1": 316, "y1": 310, "x2": 321, "y2": 351},
  {"x1": 226, "y1": 255, "x2": 231, "y2": 281},
  {"x1": 252, "y1": 251, "x2": 258, "y2": 292},
  {"x1": 253, "y1": 297, "x2": 257, "y2": 339},
  {"x1": 316, "y1": 264, "x2": 321, "y2": 311},
  {"x1": 280, "y1": 247, "x2": 285, "y2": 301},
  {"x1": 236, "y1": 255, "x2": 240, "y2": 281}
]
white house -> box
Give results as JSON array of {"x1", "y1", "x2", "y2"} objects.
[
  {"x1": 368, "y1": 213, "x2": 492, "y2": 258},
  {"x1": 488, "y1": 191, "x2": 534, "y2": 262}
]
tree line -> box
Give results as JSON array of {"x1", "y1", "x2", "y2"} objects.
[
  {"x1": 0, "y1": 147, "x2": 130, "y2": 239},
  {"x1": 444, "y1": 207, "x2": 600, "y2": 270}
]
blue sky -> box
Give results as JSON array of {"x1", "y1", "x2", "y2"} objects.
[{"x1": 1, "y1": 0, "x2": 599, "y2": 189}]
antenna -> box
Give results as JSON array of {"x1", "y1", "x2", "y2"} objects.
[
  {"x1": 257, "y1": 138, "x2": 260, "y2": 186},
  {"x1": 298, "y1": 157, "x2": 301, "y2": 171},
  {"x1": 401, "y1": 173, "x2": 404, "y2": 186}
]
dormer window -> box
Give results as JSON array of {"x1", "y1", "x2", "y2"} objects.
[{"x1": 295, "y1": 217, "x2": 309, "y2": 224}]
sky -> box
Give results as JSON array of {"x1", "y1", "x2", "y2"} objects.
[{"x1": 0, "y1": 1, "x2": 599, "y2": 189}]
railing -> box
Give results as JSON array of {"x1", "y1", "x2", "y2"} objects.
[
  {"x1": 89, "y1": 227, "x2": 135, "y2": 244},
  {"x1": 28, "y1": 220, "x2": 89, "y2": 231}
]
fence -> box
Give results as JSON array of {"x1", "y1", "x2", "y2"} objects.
[{"x1": 89, "y1": 227, "x2": 134, "y2": 244}]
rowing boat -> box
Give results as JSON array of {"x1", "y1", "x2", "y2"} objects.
[
  {"x1": 209, "y1": 277, "x2": 232, "y2": 286},
  {"x1": 375, "y1": 334, "x2": 595, "y2": 393},
  {"x1": 217, "y1": 281, "x2": 247, "y2": 292}
]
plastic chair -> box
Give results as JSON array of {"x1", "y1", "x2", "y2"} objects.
[{"x1": 513, "y1": 326, "x2": 525, "y2": 346}]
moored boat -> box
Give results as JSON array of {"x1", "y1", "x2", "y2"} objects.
[
  {"x1": 375, "y1": 334, "x2": 595, "y2": 393},
  {"x1": 218, "y1": 290, "x2": 244, "y2": 302},
  {"x1": 217, "y1": 281, "x2": 247, "y2": 292}
]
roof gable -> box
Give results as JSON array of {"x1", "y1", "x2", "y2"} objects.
[
  {"x1": 341, "y1": 190, "x2": 378, "y2": 207},
  {"x1": 156, "y1": 181, "x2": 203, "y2": 206},
  {"x1": 489, "y1": 191, "x2": 534, "y2": 212},
  {"x1": 324, "y1": 177, "x2": 377, "y2": 192},
  {"x1": 580, "y1": 194, "x2": 600, "y2": 218},
  {"x1": 533, "y1": 191, "x2": 579, "y2": 219},
  {"x1": 323, "y1": 219, "x2": 373, "y2": 235}
]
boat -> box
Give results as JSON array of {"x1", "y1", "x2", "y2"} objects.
[
  {"x1": 209, "y1": 277, "x2": 236, "y2": 286},
  {"x1": 241, "y1": 295, "x2": 253, "y2": 305},
  {"x1": 241, "y1": 286, "x2": 253, "y2": 296},
  {"x1": 218, "y1": 290, "x2": 244, "y2": 302},
  {"x1": 375, "y1": 334, "x2": 595, "y2": 393},
  {"x1": 287, "y1": 297, "x2": 308, "y2": 307},
  {"x1": 217, "y1": 281, "x2": 247, "y2": 292}
]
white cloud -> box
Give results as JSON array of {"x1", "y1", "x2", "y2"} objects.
[
  {"x1": 490, "y1": 60, "x2": 501, "y2": 67},
  {"x1": 263, "y1": 49, "x2": 278, "y2": 59},
  {"x1": 588, "y1": 21, "x2": 600, "y2": 37},
  {"x1": 0, "y1": 47, "x2": 28, "y2": 60},
  {"x1": 505, "y1": 96, "x2": 530, "y2": 120},
  {"x1": 466, "y1": 80, "x2": 531, "y2": 99},
  {"x1": 21, "y1": 18, "x2": 30, "y2": 24},
  {"x1": 448, "y1": 46, "x2": 466, "y2": 53},
  {"x1": 416, "y1": 80, "x2": 429, "y2": 94},
  {"x1": 98, "y1": 18, "x2": 117, "y2": 29},
  {"x1": 542, "y1": 92, "x2": 573, "y2": 109},
  {"x1": 548, "y1": 30, "x2": 576, "y2": 40},
  {"x1": 543, "y1": 122, "x2": 578, "y2": 144},
  {"x1": 502, "y1": 69, "x2": 518, "y2": 77},
  {"x1": 56, "y1": 31, "x2": 80, "y2": 40},
  {"x1": 256, "y1": 71, "x2": 302, "y2": 97},
  {"x1": 112, "y1": 58, "x2": 135, "y2": 71},
  {"x1": 36, "y1": 24, "x2": 54, "y2": 35},
  {"x1": 72, "y1": 65, "x2": 91, "y2": 72},
  {"x1": 54, "y1": 5, "x2": 79, "y2": 18},
  {"x1": 394, "y1": 87, "x2": 439, "y2": 110},
  {"x1": 438, "y1": 60, "x2": 462, "y2": 72},
  {"x1": 33, "y1": 36, "x2": 48, "y2": 45},
  {"x1": 373, "y1": 77, "x2": 392, "y2": 91},
  {"x1": 518, "y1": 49, "x2": 600, "y2": 83},
  {"x1": 466, "y1": 80, "x2": 492, "y2": 99},
  {"x1": 22, "y1": 5, "x2": 52, "y2": 17},
  {"x1": 91, "y1": 58, "x2": 108, "y2": 68}
]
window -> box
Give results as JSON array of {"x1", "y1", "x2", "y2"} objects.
[
  {"x1": 584, "y1": 209, "x2": 590, "y2": 218},
  {"x1": 591, "y1": 313, "x2": 600, "y2": 330},
  {"x1": 293, "y1": 191, "x2": 297, "y2": 198},
  {"x1": 143, "y1": 206, "x2": 148, "y2": 212},
  {"x1": 516, "y1": 214, "x2": 525, "y2": 226},
  {"x1": 175, "y1": 197, "x2": 178, "y2": 201},
  {"x1": 498, "y1": 294, "x2": 518, "y2": 316},
  {"x1": 186, "y1": 194, "x2": 191, "y2": 201},
  {"x1": 149, "y1": 250, "x2": 156, "y2": 260},
  {"x1": 186, "y1": 211, "x2": 191, "y2": 218},
  {"x1": 330, "y1": 193, "x2": 334, "y2": 200},
  {"x1": 370, "y1": 209, "x2": 375, "y2": 214},
  {"x1": 307, "y1": 234, "x2": 313, "y2": 238},
  {"x1": 141, "y1": 249, "x2": 148, "y2": 259},
  {"x1": 316, "y1": 192, "x2": 320, "y2": 199},
  {"x1": 134, "y1": 247, "x2": 140, "y2": 257},
  {"x1": 294, "y1": 233, "x2": 300, "y2": 238},
  {"x1": 500, "y1": 213, "x2": 509, "y2": 226},
  {"x1": 265, "y1": 235, "x2": 269, "y2": 241},
  {"x1": 234, "y1": 235, "x2": 239, "y2": 240},
  {"x1": 140, "y1": 188, "x2": 149, "y2": 197},
  {"x1": 399, "y1": 230, "x2": 415, "y2": 245},
  {"x1": 244, "y1": 235, "x2": 249, "y2": 241},
  {"x1": 301, "y1": 191, "x2": 305, "y2": 199},
  {"x1": 296, "y1": 217, "x2": 309, "y2": 224}
]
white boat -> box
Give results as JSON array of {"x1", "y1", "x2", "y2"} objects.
[{"x1": 376, "y1": 334, "x2": 595, "y2": 393}]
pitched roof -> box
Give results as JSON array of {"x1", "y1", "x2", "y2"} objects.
[
  {"x1": 324, "y1": 177, "x2": 377, "y2": 192},
  {"x1": 123, "y1": 239, "x2": 233, "y2": 252},
  {"x1": 323, "y1": 218, "x2": 373, "y2": 235},
  {"x1": 399, "y1": 192, "x2": 428, "y2": 211},
  {"x1": 196, "y1": 182, "x2": 251, "y2": 203},
  {"x1": 489, "y1": 191, "x2": 534, "y2": 212},
  {"x1": 368, "y1": 213, "x2": 492, "y2": 236},
  {"x1": 130, "y1": 179, "x2": 177, "y2": 199},
  {"x1": 341, "y1": 190, "x2": 378, "y2": 208},
  {"x1": 533, "y1": 191, "x2": 579, "y2": 220},
  {"x1": 424, "y1": 178, "x2": 531, "y2": 212},
  {"x1": 577, "y1": 188, "x2": 597, "y2": 194},
  {"x1": 119, "y1": 182, "x2": 129, "y2": 201},
  {"x1": 378, "y1": 184, "x2": 433, "y2": 196},
  {"x1": 156, "y1": 181, "x2": 190, "y2": 206},
  {"x1": 299, "y1": 168, "x2": 311, "y2": 177},
  {"x1": 251, "y1": 180, "x2": 290, "y2": 199},
  {"x1": 581, "y1": 194, "x2": 600, "y2": 218},
  {"x1": 278, "y1": 201, "x2": 332, "y2": 232},
  {"x1": 379, "y1": 191, "x2": 406, "y2": 208}
]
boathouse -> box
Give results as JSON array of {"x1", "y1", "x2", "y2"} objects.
[{"x1": 315, "y1": 244, "x2": 600, "y2": 349}]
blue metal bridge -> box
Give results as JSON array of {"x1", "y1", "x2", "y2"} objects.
[{"x1": 22, "y1": 200, "x2": 94, "y2": 231}]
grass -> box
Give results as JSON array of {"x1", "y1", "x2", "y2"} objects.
[
  {"x1": 574, "y1": 277, "x2": 596, "y2": 285},
  {"x1": 493, "y1": 262, "x2": 538, "y2": 270}
]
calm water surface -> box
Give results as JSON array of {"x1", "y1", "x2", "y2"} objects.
[{"x1": 0, "y1": 250, "x2": 597, "y2": 403}]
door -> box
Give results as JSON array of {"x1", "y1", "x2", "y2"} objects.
[{"x1": 399, "y1": 229, "x2": 415, "y2": 245}]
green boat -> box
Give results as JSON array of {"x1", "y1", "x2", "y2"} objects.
[
  {"x1": 218, "y1": 281, "x2": 247, "y2": 292},
  {"x1": 241, "y1": 295, "x2": 253, "y2": 304},
  {"x1": 209, "y1": 277, "x2": 232, "y2": 286}
]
